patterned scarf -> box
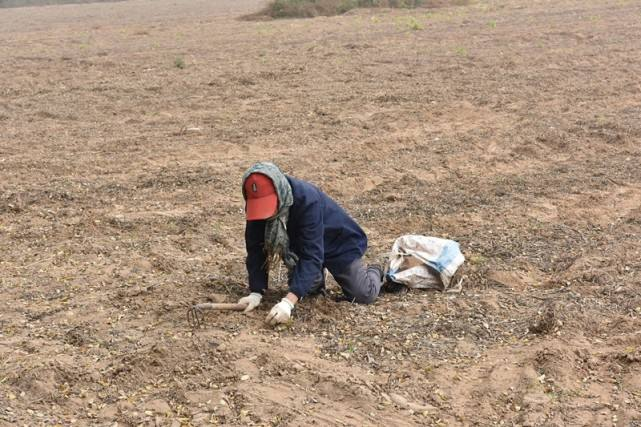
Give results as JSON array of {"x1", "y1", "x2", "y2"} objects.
[{"x1": 242, "y1": 162, "x2": 299, "y2": 270}]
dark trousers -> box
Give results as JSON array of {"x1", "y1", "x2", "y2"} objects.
[{"x1": 301, "y1": 258, "x2": 382, "y2": 304}]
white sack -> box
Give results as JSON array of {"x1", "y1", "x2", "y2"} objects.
[{"x1": 387, "y1": 235, "x2": 465, "y2": 292}]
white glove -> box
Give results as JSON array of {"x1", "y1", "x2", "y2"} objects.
[
  {"x1": 265, "y1": 298, "x2": 295, "y2": 326},
  {"x1": 238, "y1": 292, "x2": 262, "y2": 313}
]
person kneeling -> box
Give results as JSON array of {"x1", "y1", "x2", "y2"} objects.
[{"x1": 238, "y1": 162, "x2": 383, "y2": 326}]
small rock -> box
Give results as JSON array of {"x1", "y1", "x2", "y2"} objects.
[
  {"x1": 143, "y1": 399, "x2": 171, "y2": 415},
  {"x1": 117, "y1": 401, "x2": 135, "y2": 412},
  {"x1": 192, "y1": 413, "x2": 209, "y2": 423},
  {"x1": 98, "y1": 405, "x2": 118, "y2": 419},
  {"x1": 522, "y1": 393, "x2": 550, "y2": 407},
  {"x1": 389, "y1": 393, "x2": 434, "y2": 412}
]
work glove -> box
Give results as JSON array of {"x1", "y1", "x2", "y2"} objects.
[
  {"x1": 265, "y1": 298, "x2": 295, "y2": 326},
  {"x1": 238, "y1": 292, "x2": 262, "y2": 313}
]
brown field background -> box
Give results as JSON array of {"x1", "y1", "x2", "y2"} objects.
[{"x1": 1, "y1": 0, "x2": 640, "y2": 425}]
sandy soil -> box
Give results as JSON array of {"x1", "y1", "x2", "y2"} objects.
[{"x1": 1, "y1": 0, "x2": 641, "y2": 425}]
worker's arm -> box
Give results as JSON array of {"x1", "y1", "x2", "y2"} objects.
[
  {"x1": 287, "y1": 199, "x2": 324, "y2": 300},
  {"x1": 265, "y1": 199, "x2": 323, "y2": 326},
  {"x1": 245, "y1": 220, "x2": 268, "y2": 294}
]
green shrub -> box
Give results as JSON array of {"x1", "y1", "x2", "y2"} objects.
[{"x1": 247, "y1": 0, "x2": 441, "y2": 20}]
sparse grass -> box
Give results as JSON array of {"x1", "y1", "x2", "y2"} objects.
[
  {"x1": 395, "y1": 15, "x2": 424, "y2": 30},
  {"x1": 454, "y1": 46, "x2": 468, "y2": 56},
  {"x1": 174, "y1": 57, "x2": 185, "y2": 69},
  {"x1": 487, "y1": 19, "x2": 496, "y2": 28},
  {"x1": 406, "y1": 16, "x2": 424, "y2": 30},
  {"x1": 468, "y1": 254, "x2": 488, "y2": 266}
]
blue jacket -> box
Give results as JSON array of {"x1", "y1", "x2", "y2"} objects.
[{"x1": 245, "y1": 176, "x2": 367, "y2": 298}]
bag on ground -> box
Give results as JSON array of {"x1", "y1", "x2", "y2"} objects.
[{"x1": 387, "y1": 235, "x2": 465, "y2": 292}]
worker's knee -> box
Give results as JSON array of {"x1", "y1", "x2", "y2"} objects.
[
  {"x1": 333, "y1": 259, "x2": 381, "y2": 304},
  {"x1": 350, "y1": 289, "x2": 378, "y2": 305}
]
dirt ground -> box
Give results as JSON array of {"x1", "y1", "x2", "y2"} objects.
[{"x1": 1, "y1": 0, "x2": 640, "y2": 425}]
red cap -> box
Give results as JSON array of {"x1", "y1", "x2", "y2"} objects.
[{"x1": 244, "y1": 173, "x2": 278, "y2": 220}]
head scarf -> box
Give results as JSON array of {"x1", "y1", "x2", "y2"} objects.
[{"x1": 242, "y1": 162, "x2": 299, "y2": 270}]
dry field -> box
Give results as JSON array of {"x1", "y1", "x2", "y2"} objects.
[{"x1": 1, "y1": 0, "x2": 641, "y2": 425}]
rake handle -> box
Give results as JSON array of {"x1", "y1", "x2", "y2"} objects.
[{"x1": 192, "y1": 302, "x2": 248, "y2": 311}]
